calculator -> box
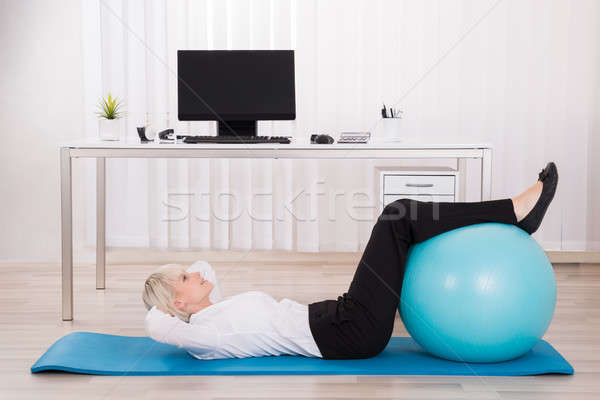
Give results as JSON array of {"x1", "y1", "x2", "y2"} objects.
[{"x1": 337, "y1": 132, "x2": 371, "y2": 144}]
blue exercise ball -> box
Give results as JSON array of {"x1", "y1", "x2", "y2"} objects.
[{"x1": 399, "y1": 223, "x2": 556, "y2": 363}]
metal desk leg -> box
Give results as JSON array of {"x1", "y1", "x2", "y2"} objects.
[
  {"x1": 481, "y1": 148, "x2": 492, "y2": 201},
  {"x1": 60, "y1": 147, "x2": 73, "y2": 321},
  {"x1": 457, "y1": 158, "x2": 467, "y2": 202},
  {"x1": 96, "y1": 157, "x2": 106, "y2": 289}
]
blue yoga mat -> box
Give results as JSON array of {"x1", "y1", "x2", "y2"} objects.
[{"x1": 31, "y1": 332, "x2": 573, "y2": 376}]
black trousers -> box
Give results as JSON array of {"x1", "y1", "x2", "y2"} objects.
[{"x1": 308, "y1": 197, "x2": 519, "y2": 359}]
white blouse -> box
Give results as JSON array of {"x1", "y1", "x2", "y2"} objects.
[{"x1": 144, "y1": 260, "x2": 323, "y2": 359}]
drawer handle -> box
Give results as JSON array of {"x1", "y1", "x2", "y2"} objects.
[{"x1": 405, "y1": 183, "x2": 434, "y2": 187}]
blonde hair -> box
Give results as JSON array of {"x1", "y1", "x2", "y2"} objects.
[{"x1": 142, "y1": 263, "x2": 190, "y2": 322}]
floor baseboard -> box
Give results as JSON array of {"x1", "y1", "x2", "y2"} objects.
[{"x1": 88, "y1": 248, "x2": 600, "y2": 266}]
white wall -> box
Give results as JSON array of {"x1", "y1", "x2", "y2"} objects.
[{"x1": 0, "y1": 0, "x2": 85, "y2": 261}]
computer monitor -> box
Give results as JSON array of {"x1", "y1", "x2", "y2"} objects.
[{"x1": 177, "y1": 50, "x2": 296, "y2": 137}]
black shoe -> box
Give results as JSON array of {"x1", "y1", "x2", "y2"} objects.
[{"x1": 516, "y1": 162, "x2": 559, "y2": 234}]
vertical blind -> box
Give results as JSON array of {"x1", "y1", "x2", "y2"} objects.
[{"x1": 81, "y1": 0, "x2": 600, "y2": 252}]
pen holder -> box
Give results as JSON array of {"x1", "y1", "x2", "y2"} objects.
[{"x1": 381, "y1": 118, "x2": 403, "y2": 143}]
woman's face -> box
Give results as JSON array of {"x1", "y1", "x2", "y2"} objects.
[{"x1": 173, "y1": 271, "x2": 214, "y2": 314}]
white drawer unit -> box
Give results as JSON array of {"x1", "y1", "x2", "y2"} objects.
[
  {"x1": 375, "y1": 167, "x2": 460, "y2": 213},
  {"x1": 384, "y1": 174, "x2": 455, "y2": 195}
]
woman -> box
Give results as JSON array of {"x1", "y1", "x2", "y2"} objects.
[{"x1": 142, "y1": 162, "x2": 558, "y2": 360}]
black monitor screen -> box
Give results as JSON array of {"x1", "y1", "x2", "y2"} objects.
[{"x1": 177, "y1": 50, "x2": 296, "y2": 121}]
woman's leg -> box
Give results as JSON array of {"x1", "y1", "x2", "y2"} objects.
[{"x1": 349, "y1": 197, "x2": 518, "y2": 355}]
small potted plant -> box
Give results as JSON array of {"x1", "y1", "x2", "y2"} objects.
[{"x1": 97, "y1": 93, "x2": 125, "y2": 141}]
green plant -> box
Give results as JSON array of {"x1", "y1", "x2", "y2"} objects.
[{"x1": 96, "y1": 93, "x2": 125, "y2": 120}]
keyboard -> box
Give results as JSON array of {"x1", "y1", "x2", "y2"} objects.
[{"x1": 182, "y1": 135, "x2": 291, "y2": 144}]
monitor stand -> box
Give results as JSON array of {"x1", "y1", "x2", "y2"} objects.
[{"x1": 218, "y1": 120, "x2": 257, "y2": 137}]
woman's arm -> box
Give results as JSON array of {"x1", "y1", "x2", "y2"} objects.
[
  {"x1": 186, "y1": 260, "x2": 223, "y2": 303},
  {"x1": 145, "y1": 306, "x2": 220, "y2": 357}
]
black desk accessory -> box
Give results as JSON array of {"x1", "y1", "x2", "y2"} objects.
[
  {"x1": 136, "y1": 127, "x2": 154, "y2": 142},
  {"x1": 310, "y1": 134, "x2": 335, "y2": 144},
  {"x1": 158, "y1": 129, "x2": 175, "y2": 140}
]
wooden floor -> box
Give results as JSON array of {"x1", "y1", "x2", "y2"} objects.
[{"x1": 1, "y1": 254, "x2": 599, "y2": 399}]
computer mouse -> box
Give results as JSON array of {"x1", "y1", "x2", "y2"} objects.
[{"x1": 315, "y1": 134, "x2": 334, "y2": 144}]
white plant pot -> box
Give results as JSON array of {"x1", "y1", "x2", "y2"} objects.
[{"x1": 99, "y1": 118, "x2": 123, "y2": 141}]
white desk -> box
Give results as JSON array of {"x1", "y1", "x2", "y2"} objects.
[{"x1": 59, "y1": 139, "x2": 492, "y2": 320}]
